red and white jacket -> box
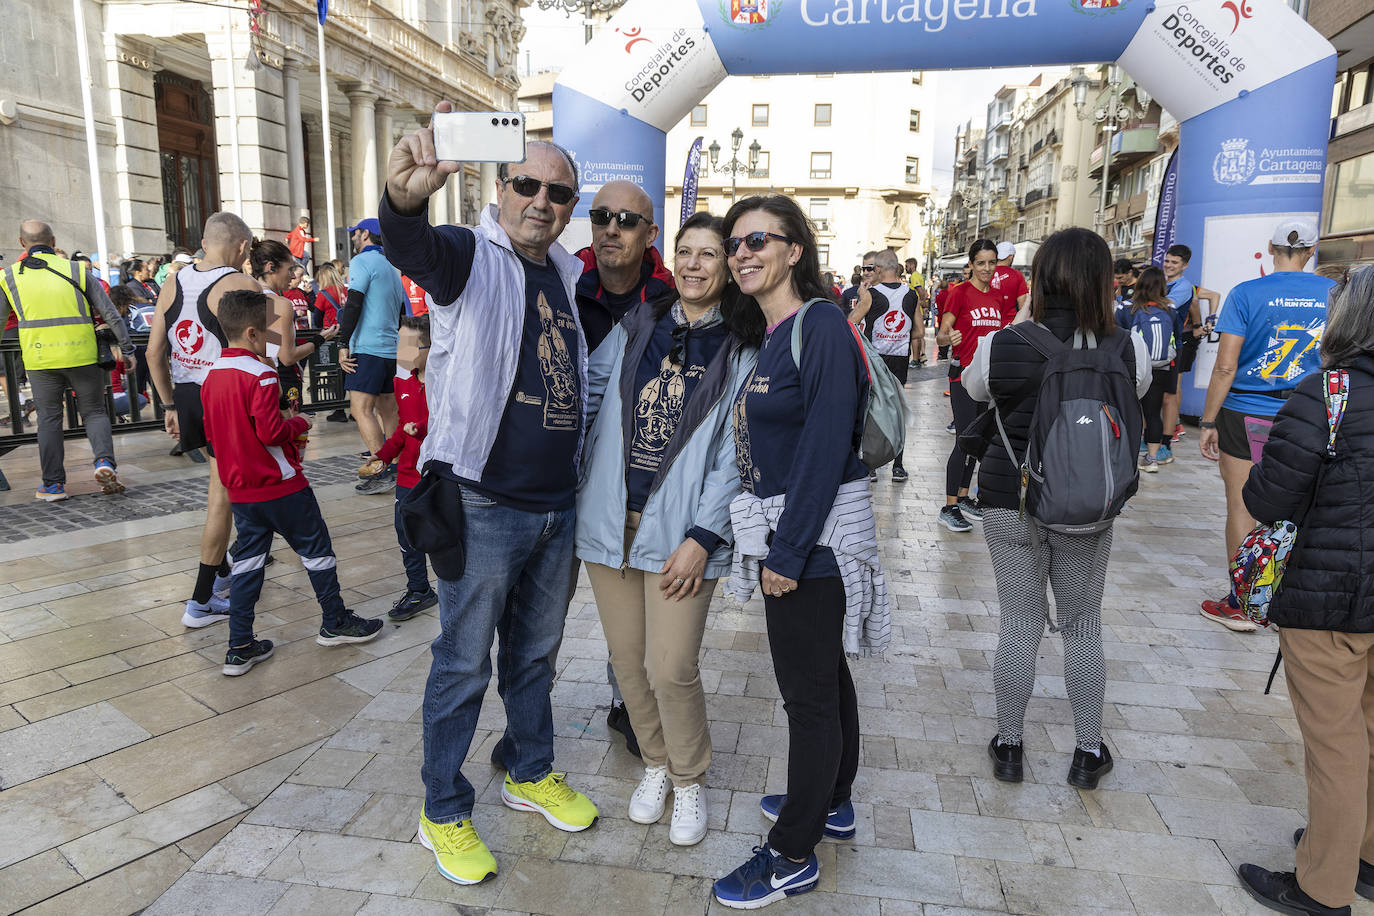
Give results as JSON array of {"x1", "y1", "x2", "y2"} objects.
[
  {"x1": 374, "y1": 368, "x2": 427, "y2": 489},
  {"x1": 202, "y1": 347, "x2": 310, "y2": 503}
]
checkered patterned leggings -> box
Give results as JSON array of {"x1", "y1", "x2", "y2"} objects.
[{"x1": 983, "y1": 507, "x2": 1113, "y2": 752}]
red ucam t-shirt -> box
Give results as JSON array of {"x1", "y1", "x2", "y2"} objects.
[
  {"x1": 946, "y1": 281, "x2": 1008, "y2": 378},
  {"x1": 989, "y1": 265, "x2": 1027, "y2": 323}
]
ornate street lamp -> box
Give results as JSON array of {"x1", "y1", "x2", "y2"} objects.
[
  {"x1": 708, "y1": 127, "x2": 759, "y2": 204},
  {"x1": 1073, "y1": 65, "x2": 1153, "y2": 239},
  {"x1": 535, "y1": 0, "x2": 630, "y2": 43}
]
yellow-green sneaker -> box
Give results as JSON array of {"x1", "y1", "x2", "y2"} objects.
[
  {"x1": 500, "y1": 771, "x2": 598, "y2": 832},
  {"x1": 417, "y1": 810, "x2": 497, "y2": 885}
]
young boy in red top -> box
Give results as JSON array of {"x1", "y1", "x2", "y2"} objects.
[
  {"x1": 202, "y1": 289, "x2": 383, "y2": 676},
  {"x1": 365, "y1": 315, "x2": 438, "y2": 621}
]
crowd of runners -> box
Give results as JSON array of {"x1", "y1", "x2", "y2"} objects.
[{"x1": 3, "y1": 104, "x2": 1372, "y2": 915}]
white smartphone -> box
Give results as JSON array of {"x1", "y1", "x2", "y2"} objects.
[{"x1": 432, "y1": 111, "x2": 527, "y2": 163}]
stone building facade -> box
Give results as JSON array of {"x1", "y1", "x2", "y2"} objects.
[{"x1": 0, "y1": 0, "x2": 524, "y2": 266}]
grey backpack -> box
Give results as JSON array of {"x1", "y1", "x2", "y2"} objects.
[
  {"x1": 791, "y1": 298, "x2": 909, "y2": 470},
  {"x1": 993, "y1": 323, "x2": 1142, "y2": 535}
]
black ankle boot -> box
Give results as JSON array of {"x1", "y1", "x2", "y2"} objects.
[
  {"x1": 1067, "y1": 743, "x2": 1113, "y2": 789},
  {"x1": 988, "y1": 735, "x2": 1022, "y2": 783}
]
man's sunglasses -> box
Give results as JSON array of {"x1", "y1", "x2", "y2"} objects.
[
  {"x1": 860, "y1": 264, "x2": 876, "y2": 272},
  {"x1": 722, "y1": 231, "x2": 795, "y2": 257},
  {"x1": 502, "y1": 175, "x2": 576, "y2": 206},
  {"x1": 589, "y1": 208, "x2": 651, "y2": 230}
]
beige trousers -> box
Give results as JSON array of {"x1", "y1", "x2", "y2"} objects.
[
  {"x1": 1281, "y1": 626, "x2": 1374, "y2": 908},
  {"x1": 586, "y1": 512, "x2": 713, "y2": 786}
]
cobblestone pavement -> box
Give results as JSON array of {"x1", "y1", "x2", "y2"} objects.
[{"x1": 0, "y1": 373, "x2": 1360, "y2": 915}]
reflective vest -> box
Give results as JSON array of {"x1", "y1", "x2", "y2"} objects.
[{"x1": 1, "y1": 253, "x2": 97, "y2": 370}]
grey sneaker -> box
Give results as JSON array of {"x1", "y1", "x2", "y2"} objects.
[
  {"x1": 939, "y1": 505, "x2": 973, "y2": 532},
  {"x1": 317, "y1": 614, "x2": 384, "y2": 646},
  {"x1": 956, "y1": 496, "x2": 983, "y2": 520},
  {"x1": 1140, "y1": 454, "x2": 1159, "y2": 473},
  {"x1": 355, "y1": 466, "x2": 396, "y2": 494}
]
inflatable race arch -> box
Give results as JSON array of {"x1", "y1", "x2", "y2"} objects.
[{"x1": 552, "y1": 0, "x2": 1335, "y2": 416}]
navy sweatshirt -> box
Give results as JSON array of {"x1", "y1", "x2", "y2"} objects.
[
  {"x1": 733, "y1": 301, "x2": 869, "y2": 580},
  {"x1": 627, "y1": 315, "x2": 730, "y2": 514}
]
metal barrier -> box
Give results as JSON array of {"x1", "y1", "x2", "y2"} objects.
[{"x1": 0, "y1": 331, "x2": 349, "y2": 490}]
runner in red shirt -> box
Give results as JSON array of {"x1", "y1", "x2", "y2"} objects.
[
  {"x1": 935, "y1": 239, "x2": 1002, "y2": 532},
  {"x1": 990, "y1": 241, "x2": 1028, "y2": 323},
  {"x1": 400, "y1": 275, "x2": 429, "y2": 316}
]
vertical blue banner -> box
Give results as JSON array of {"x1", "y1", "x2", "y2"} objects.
[
  {"x1": 1150, "y1": 149, "x2": 1179, "y2": 267},
  {"x1": 680, "y1": 136, "x2": 703, "y2": 226}
]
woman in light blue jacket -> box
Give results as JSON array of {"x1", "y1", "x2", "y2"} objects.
[{"x1": 576, "y1": 212, "x2": 757, "y2": 848}]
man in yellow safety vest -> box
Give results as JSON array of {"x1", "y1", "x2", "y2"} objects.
[{"x1": 1, "y1": 220, "x2": 134, "y2": 501}]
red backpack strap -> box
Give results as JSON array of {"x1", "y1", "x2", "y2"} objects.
[{"x1": 845, "y1": 319, "x2": 874, "y2": 384}]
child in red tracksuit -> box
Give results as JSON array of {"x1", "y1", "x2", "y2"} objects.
[
  {"x1": 372, "y1": 315, "x2": 437, "y2": 621},
  {"x1": 201, "y1": 289, "x2": 384, "y2": 676}
]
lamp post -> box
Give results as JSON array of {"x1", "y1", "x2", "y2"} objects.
[
  {"x1": 708, "y1": 127, "x2": 760, "y2": 204},
  {"x1": 1073, "y1": 65, "x2": 1152, "y2": 240},
  {"x1": 535, "y1": 0, "x2": 629, "y2": 44},
  {"x1": 922, "y1": 197, "x2": 938, "y2": 277}
]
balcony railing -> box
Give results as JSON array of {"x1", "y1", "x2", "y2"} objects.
[{"x1": 1024, "y1": 184, "x2": 1057, "y2": 205}]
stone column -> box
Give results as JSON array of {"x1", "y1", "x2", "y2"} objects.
[
  {"x1": 338, "y1": 123, "x2": 354, "y2": 238},
  {"x1": 205, "y1": 30, "x2": 289, "y2": 234},
  {"x1": 375, "y1": 99, "x2": 395, "y2": 194},
  {"x1": 479, "y1": 161, "x2": 498, "y2": 209},
  {"x1": 282, "y1": 56, "x2": 308, "y2": 220},
  {"x1": 103, "y1": 36, "x2": 162, "y2": 255},
  {"x1": 346, "y1": 85, "x2": 378, "y2": 220}
]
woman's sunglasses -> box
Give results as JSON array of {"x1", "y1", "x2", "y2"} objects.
[
  {"x1": 588, "y1": 208, "x2": 650, "y2": 229},
  {"x1": 722, "y1": 231, "x2": 795, "y2": 257},
  {"x1": 502, "y1": 175, "x2": 576, "y2": 206}
]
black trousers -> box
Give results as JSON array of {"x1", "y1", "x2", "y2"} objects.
[
  {"x1": 1140, "y1": 367, "x2": 1171, "y2": 446},
  {"x1": 764, "y1": 575, "x2": 860, "y2": 859},
  {"x1": 946, "y1": 379, "x2": 980, "y2": 497},
  {"x1": 880, "y1": 353, "x2": 909, "y2": 470}
]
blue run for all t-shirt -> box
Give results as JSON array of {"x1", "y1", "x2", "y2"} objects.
[
  {"x1": 462, "y1": 254, "x2": 583, "y2": 512},
  {"x1": 626, "y1": 316, "x2": 730, "y2": 513},
  {"x1": 732, "y1": 302, "x2": 869, "y2": 580},
  {"x1": 1215, "y1": 271, "x2": 1337, "y2": 417},
  {"x1": 346, "y1": 245, "x2": 405, "y2": 359}
]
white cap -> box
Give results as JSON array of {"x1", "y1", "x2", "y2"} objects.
[
  {"x1": 173, "y1": 252, "x2": 194, "y2": 264},
  {"x1": 1271, "y1": 218, "x2": 1318, "y2": 248},
  {"x1": 996, "y1": 241, "x2": 1016, "y2": 260}
]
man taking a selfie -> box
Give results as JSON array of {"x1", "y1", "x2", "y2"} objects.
[{"x1": 379, "y1": 104, "x2": 598, "y2": 887}]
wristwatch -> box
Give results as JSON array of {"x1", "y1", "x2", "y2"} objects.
[{"x1": 1199, "y1": 420, "x2": 1217, "y2": 429}]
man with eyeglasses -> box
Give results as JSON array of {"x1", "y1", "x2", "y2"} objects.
[
  {"x1": 575, "y1": 180, "x2": 674, "y2": 352},
  {"x1": 841, "y1": 250, "x2": 879, "y2": 320},
  {"x1": 379, "y1": 109, "x2": 599, "y2": 887}
]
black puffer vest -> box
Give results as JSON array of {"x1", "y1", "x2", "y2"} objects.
[
  {"x1": 977, "y1": 300, "x2": 1137, "y2": 511},
  {"x1": 1243, "y1": 355, "x2": 1374, "y2": 632}
]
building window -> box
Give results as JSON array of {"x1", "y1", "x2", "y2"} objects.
[
  {"x1": 909, "y1": 110, "x2": 921, "y2": 132},
  {"x1": 905, "y1": 157, "x2": 920, "y2": 185},
  {"x1": 814, "y1": 103, "x2": 832, "y2": 127},
  {"x1": 695, "y1": 195, "x2": 710, "y2": 213},
  {"x1": 808, "y1": 197, "x2": 829, "y2": 220},
  {"x1": 1328, "y1": 150, "x2": 1374, "y2": 234},
  {"x1": 818, "y1": 244, "x2": 831, "y2": 266},
  {"x1": 750, "y1": 150, "x2": 770, "y2": 179},
  {"x1": 690, "y1": 105, "x2": 707, "y2": 127},
  {"x1": 810, "y1": 151, "x2": 832, "y2": 180},
  {"x1": 912, "y1": 72, "x2": 923, "y2": 85},
  {"x1": 752, "y1": 104, "x2": 769, "y2": 127}
]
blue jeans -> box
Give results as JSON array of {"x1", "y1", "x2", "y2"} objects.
[
  {"x1": 395, "y1": 483, "x2": 430, "y2": 593},
  {"x1": 420, "y1": 492, "x2": 575, "y2": 823},
  {"x1": 229, "y1": 487, "x2": 347, "y2": 646}
]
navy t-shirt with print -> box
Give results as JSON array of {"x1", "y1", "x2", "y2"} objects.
[
  {"x1": 626, "y1": 316, "x2": 730, "y2": 513},
  {"x1": 463, "y1": 255, "x2": 582, "y2": 512},
  {"x1": 733, "y1": 302, "x2": 869, "y2": 580}
]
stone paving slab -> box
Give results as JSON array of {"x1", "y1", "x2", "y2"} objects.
[{"x1": 1, "y1": 377, "x2": 1372, "y2": 914}]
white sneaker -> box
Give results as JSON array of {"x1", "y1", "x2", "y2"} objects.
[
  {"x1": 628, "y1": 765, "x2": 668, "y2": 824},
  {"x1": 182, "y1": 595, "x2": 230, "y2": 628},
  {"x1": 669, "y1": 782, "x2": 708, "y2": 846}
]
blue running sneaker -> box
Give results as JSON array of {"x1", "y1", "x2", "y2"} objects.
[
  {"x1": 713, "y1": 845, "x2": 819, "y2": 909},
  {"x1": 35, "y1": 483, "x2": 67, "y2": 502},
  {"x1": 759, "y1": 795, "x2": 856, "y2": 840},
  {"x1": 1138, "y1": 439, "x2": 1147, "y2": 456},
  {"x1": 1156, "y1": 444, "x2": 1174, "y2": 465}
]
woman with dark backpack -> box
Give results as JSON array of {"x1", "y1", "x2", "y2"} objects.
[
  {"x1": 1236, "y1": 266, "x2": 1374, "y2": 916},
  {"x1": 963, "y1": 228, "x2": 1149, "y2": 790},
  {"x1": 1115, "y1": 266, "x2": 1177, "y2": 473}
]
